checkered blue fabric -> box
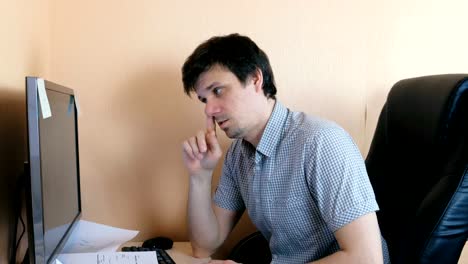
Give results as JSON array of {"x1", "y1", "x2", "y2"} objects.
[{"x1": 213, "y1": 102, "x2": 390, "y2": 263}]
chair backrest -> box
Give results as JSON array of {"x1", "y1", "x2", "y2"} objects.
[
  {"x1": 366, "y1": 74, "x2": 468, "y2": 263},
  {"x1": 228, "y1": 231, "x2": 271, "y2": 264}
]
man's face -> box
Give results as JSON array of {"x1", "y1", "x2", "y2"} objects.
[{"x1": 195, "y1": 65, "x2": 264, "y2": 141}]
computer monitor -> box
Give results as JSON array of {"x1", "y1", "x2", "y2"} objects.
[{"x1": 24, "y1": 77, "x2": 82, "y2": 264}]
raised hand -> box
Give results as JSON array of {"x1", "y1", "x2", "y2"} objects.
[{"x1": 182, "y1": 116, "x2": 222, "y2": 176}]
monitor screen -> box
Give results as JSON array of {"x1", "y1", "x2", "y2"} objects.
[{"x1": 25, "y1": 77, "x2": 82, "y2": 264}]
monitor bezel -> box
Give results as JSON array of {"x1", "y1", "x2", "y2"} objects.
[{"x1": 25, "y1": 76, "x2": 82, "y2": 264}]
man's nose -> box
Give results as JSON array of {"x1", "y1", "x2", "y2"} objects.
[{"x1": 204, "y1": 99, "x2": 220, "y2": 117}]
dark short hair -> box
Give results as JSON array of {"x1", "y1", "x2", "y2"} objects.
[{"x1": 182, "y1": 33, "x2": 277, "y2": 99}]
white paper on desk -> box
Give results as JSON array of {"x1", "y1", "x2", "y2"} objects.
[
  {"x1": 61, "y1": 220, "x2": 139, "y2": 253},
  {"x1": 57, "y1": 251, "x2": 158, "y2": 264}
]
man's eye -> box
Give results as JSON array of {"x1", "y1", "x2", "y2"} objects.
[{"x1": 213, "y1": 87, "x2": 222, "y2": 96}]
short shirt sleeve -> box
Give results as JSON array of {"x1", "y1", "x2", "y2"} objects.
[
  {"x1": 307, "y1": 125, "x2": 379, "y2": 232},
  {"x1": 213, "y1": 143, "x2": 245, "y2": 212}
]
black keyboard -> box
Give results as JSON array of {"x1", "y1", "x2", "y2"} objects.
[
  {"x1": 155, "y1": 248, "x2": 176, "y2": 264},
  {"x1": 121, "y1": 246, "x2": 176, "y2": 264}
]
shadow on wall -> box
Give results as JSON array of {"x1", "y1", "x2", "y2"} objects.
[{"x1": 0, "y1": 87, "x2": 27, "y2": 263}]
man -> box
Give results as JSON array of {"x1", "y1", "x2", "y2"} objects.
[{"x1": 181, "y1": 33, "x2": 389, "y2": 264}]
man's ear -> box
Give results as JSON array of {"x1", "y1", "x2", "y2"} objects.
[{"x1": 251, "y1": 68, "x2": 264, "y2": 93}]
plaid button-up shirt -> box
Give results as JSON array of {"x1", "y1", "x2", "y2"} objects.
[{"x1": 214, "y1": 101, "x2": 390, "y2": 263}]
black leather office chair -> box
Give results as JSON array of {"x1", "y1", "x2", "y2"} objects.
[{"x1": 366, "y1": 74, "x2": 468, "y2": 263}]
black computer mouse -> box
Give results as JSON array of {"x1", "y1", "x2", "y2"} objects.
[{"x1": 142, "y1": 236, "x2": 173, "y2": 250}]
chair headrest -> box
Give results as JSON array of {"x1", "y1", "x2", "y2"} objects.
[{"x1": 386, "y1": 74, "x2": 468, "y2": 153}]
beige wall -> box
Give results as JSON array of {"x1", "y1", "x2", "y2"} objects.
[
  {"x1": 0, "y1": 0, "x2": 50, "y2": 262},
  {"x1": 2, "y1": 0, "x2": 468, "y2": 261}
]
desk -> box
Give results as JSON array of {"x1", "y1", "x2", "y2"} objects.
[{"x1": 165, "y1": 242, "x2": 210, "y2": 264}]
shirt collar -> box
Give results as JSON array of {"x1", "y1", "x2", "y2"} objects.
[{"x1": 254, "y1": 101, "x2": 289, "y2": 157}]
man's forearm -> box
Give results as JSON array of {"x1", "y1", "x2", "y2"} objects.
[
  {"x1": 308, "y1": 250, "x2": 347, "y2": 264},
  {"x1": 309, "y1": 249, "x2": 382, "y2": 264},
  {"x1": 310, "y1": 213, "x2": 384, "y2": 264},
  {"x1": 187, "y1": 173, "x2": 221, "y2": 257}
]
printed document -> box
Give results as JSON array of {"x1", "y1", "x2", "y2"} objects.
[
  {"x1": 56, "y1": 251, "x2": 158, "y2": 264},
  {"x1": 61, "y1": 220, "x2": 139, "y2": 253}
]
